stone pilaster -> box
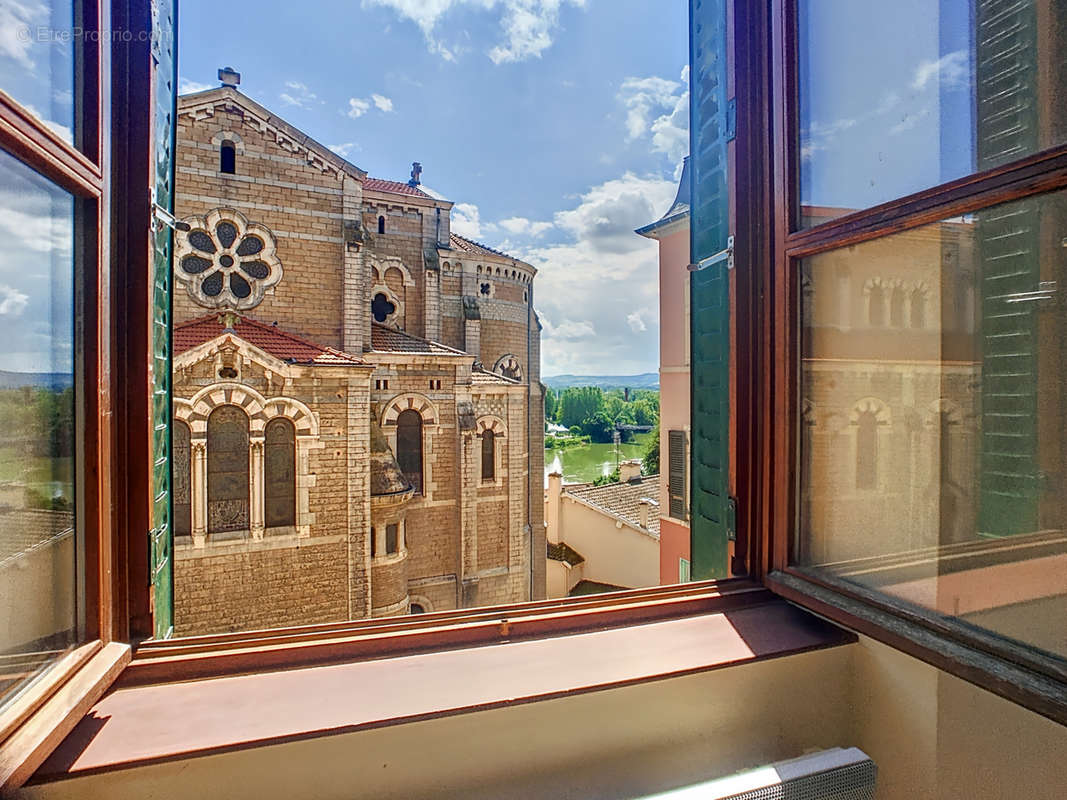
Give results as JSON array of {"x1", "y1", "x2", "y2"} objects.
[
  {"x1": 342, "y1": 175, "x2": 368, "y2": 353},
  {"x1": 424, "y1": 264, "x2": 441, "y2": 342},
  {"x1": 346, "y1": 375, "x2": 373, "y2": 619},
  {"x1": 191, "y1": 441, "x2": 207, "y2": 547},
  {"x1": 249, "y1": 438, "x2": 265, "y2": 540}
]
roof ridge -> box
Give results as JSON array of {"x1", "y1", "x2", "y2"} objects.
[
  {"x1": 370, "y1": 323, "x2": 467, "y2": 355},
  {"x1": 449, "y1": 232, "x2": 511, "y2": 259},
  {"x1": 174, "y1": 313, "x2": 366, "y2": 365}
]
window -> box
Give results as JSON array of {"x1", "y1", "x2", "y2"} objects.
[
  {"x1": 174, "y1": 420, "x2": 192, "y2": 536},
  {"x1": 378, "y1": 215, "x2": 386, "y2": 234},
  {"x1": 396, "y1": 409, "x2": 423, "y2": 494},
  {"x1": 220, "y1": 140, "x2": 236, "y2": 174},
  {"x1": 385, "y1": 523, "x2": 399, "y2": 555},
  {"x1": 854, "y1": 409, "x2": 878, "y2": 491},
  {"x1": 667, "y1": 430, "x2": 686, "y2": 520},
  {"x1": 481, "y1": 430, "x2": 495, "y2": 481},
  {"x1": 264, "y1": 418, "x2": 295, "y2": 528},
  {"x1": 207, "y1": 406, "x2": 250, "y2": 534},
  {"x1": 370, "y1": 527, "x2": 377, "y2": 558},
  {"x1": 679, "y1": 558, "x2": 691, "y2": 583}
]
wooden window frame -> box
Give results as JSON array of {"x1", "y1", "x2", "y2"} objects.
[{"x1": 760, "y1": 0, "x2": 1067, "y2": 725}]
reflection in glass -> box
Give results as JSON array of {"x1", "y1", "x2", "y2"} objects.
[
  {"x1": 798, "y1": 0, "x2": 1067, "y2": 227},
  {"x1": 798, "y1": 188, "x2": 1067, "y2": 661},
  {"x1": 0, "y1": 1, "x2": 76, "y2": 145},
  {"x1": 0, "y1": 150, "x2": 77, "y2": 709}
]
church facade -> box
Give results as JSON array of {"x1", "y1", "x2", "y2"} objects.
[{"x1": 169, "y1": 84, "x2": 545, "y2": 635}]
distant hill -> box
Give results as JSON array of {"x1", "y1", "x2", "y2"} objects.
[
  {"x1": 544, "y1": 373, "x2": 659, "y2": 391},
  {"x1": 0, "y1": 370, "x2": 73, "y2": 390}
]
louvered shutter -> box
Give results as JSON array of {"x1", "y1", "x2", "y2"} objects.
[
  {"x1": 688, "y1": 0, "x2": 731, "y2": 579},
  {"x1": 976, "y1": 0, "x2": 1040, "y2": 537},
  {"x1": 668, "y1": 430, "x2": 688, "y2": 519}
]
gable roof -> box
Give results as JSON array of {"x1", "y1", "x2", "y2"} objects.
[
  {"x1": 566, "y1": 476, "x2": 661, "y2": 536},
  {"x1": 363, "y1": 177, "x2": 433, "y2": 199},
  {"x1": 635, "y1": 156, "x2": 691, "y2": 238},
  {"x1": 174, "y1": 314, "x2": 367, "y2": 366},
  {"x1": 370, "y1": 324, "x2": 468, "y2": 356}
]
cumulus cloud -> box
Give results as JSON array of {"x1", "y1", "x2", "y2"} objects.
[
  {"x1": 498, "y1": 216, "x2": 553, "y2": 237},
  {"x1": 363, "y1": 0, "x2": 586, "y2": 63},
  {"x1": 451, "y1": 202, "x2": 484, "y2": 239},
  {"x1": 912, "y1": 49, "x2": 970, "y2": 92},
  {"x1": 346, "y1": 97, "x2": 371, "y2": 118},
  {"x1": 619, "y1": 66, "x2": 689, "y2": 164},
  {"x1": 0, "y1": 0, "x2": 44, "y2": 68},
  {"x1": 372, "y1": 94, "x2": 395, "y2": 112},
  {"x1": 178, "y1": 77, "x2": 213, "y2": 95},
  {"x1": 626, "y1": 309, "x2": 650, "y2": 333},
  {"x1": 280, "y1": 80, "x2": 320, "y2": 108},
  {"x1": 328, "y1": 142, "x2": 359, "y2": 158},
  {"x1": 0, "y1": 284, "x2": 28, "y2": 317}
]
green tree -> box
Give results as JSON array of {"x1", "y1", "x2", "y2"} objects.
[
  {"x1": 642, "y1": 424, "x2": 660, "y2": 475},
  {"x1": 544, "y1": 386, "x2": 558, "y2": 423}
]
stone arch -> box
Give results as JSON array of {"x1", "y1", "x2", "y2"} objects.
[
  {"x1": 368, "y1": 255, "x2": 414, "y2": 288},
  {"x1": 849, "y1": 397, "x2": 891, "y2": 425},
  {"x1": 476, "y1": 415, "x2": 507, "y2": 438},
  {"x1": 493, "y1": 354, "x2": 523, "y2": 381},
  {"x1": 381, "y1": 393, "x2": 440, "y2": 427},
  {"x1": 408, "y1": 595, "x2": 433, "y2": 614},
  {"x1": 210, "y1": 129, "x2": 246, "y2": 153}
]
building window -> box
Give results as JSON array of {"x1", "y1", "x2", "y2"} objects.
[
  {"x1": 207, "y1": 405, "x2": 250, "y2": 534},
  {"x1": 396, "y1": 409, "x2": 423, "y2": 494},
  {"x1": 173, "y1": 420, "x2": 192, "y2": 537},
  {"x1": 378, "y1": 215, "x2": 386, "y2": 234},
  {"x1": 410, "y1": 603, "x2": 425, "y2": 614},
  {"x1": 667, "y1": 430, "x2": 687, "y2": 520},
  {"x1": 264, "y1": 418, "x2": 296, "y2": 528},
  {"x1": 854, "y1": 410, "x2": 878, "y2": 490},
  {"x1": 370, "y1": 527, "x2": 377, "y2": 558},
  {"x1": 679, "y1": 558, "x2": 691, "y2": 583},
  {"x1": 481, "y1": 430, "x2": 496, "y2": 481},
  {"x1": 385, "y1": 523, "x2": 399, "y2": 555},
  {"x1": 371, "y1": 292, "x2": 398, "y2": 324},
  {"x1": 910, "y1": 287, "x2": 926, "y2": 329},
  {"x1": 220, "y1": 141, "x2": 236, "y2": 174}
]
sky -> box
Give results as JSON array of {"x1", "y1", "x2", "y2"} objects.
[{"x1": 177, "y1": 0, "x2": 690, "y2": 376}]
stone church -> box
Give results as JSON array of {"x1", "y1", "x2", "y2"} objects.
[{"x1": 169, "y1": 79, "x2": 545, "y2": 635}]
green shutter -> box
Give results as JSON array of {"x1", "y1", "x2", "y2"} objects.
[
  {"x1": 149, "y1": 0, "x2": 177, "y2": 637},
  {"x1": 976, "y1": 0, "x2": 1040, "y2": 537},
  {"x1": 668, "y1": 429, "x2": 687, "y2": 520},
  {"x1": 688, "y1": 0, "x2": 730, "y2": 579}
]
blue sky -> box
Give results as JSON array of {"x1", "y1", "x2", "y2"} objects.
[{"x1": 178, "y1": 0, "x2": 690, "y2": 376}]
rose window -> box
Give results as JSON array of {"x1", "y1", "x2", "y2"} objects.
[
  {"x1": 174, "y1": 208, "x2": 282, "y2": 310},
  {"x1": 372, "y1": 291, "x2": 399, "y2": 325},
  {"x1": 494, "y1": 354, "x2": 523, "y2": 381}
]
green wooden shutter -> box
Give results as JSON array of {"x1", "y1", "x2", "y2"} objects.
[
  {"x1": 149, "y1": 0, "x2": 177, "y2": 637},
  {"x1": 668, "y1": 429, "x2": 687, "y2": 520},
  {"x1": 975, "y1": 0, "x2": 1040, "y2": 537},
  {"x1": 688, "y1": 0, "x2": 730, "y2": 579}
]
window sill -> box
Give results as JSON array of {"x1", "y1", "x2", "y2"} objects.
[{"x1": 32, "y1": 598, "x2": 851, "y2": 782}]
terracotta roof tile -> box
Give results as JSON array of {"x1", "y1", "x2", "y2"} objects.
[
  {"x1": 547, "y1": 541, "x2": 585, "y2": 567},
  {"x1": 174, "y1": 314, "x2": 366, "y2": 366},
  {"x1": 566, "y1": 476, "x2": 661, "y2": 536},
  {"x1": 0, "y1": 509, "x2": 74, "y2": 566},
  {"x1": 363, "y1": 177, "x2": 431, "y2": 198},
  {"x1": 370, "y1": 324, "x2": 467, "y2": 356},
  {"x1": 472, "y1": 367, "x2": 520, "y2": 385},
  {"x1": 448, "y1": 233, "x2": 513, "y2": 259}
]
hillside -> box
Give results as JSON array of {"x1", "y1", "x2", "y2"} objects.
[{"x1": 543, "y1": 373, "x2": 659, "y2": 391}]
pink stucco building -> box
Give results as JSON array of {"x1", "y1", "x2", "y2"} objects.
[{"x1": 636, "y1": 158, "x2": 692, "y2": 585}]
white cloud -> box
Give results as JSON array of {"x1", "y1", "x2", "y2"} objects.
[
  {"x1": 498, "y1": 216, "x2": 553, "y2": 237},
  {"x1": 329, "y1": 142, "x2": 359, "y2": 158},
  {"x1": 626, "y1": 309, "x2": 650, "y2": 333},
  {"x1": 0, "y1": 0, "x2": 44, "y2": 68},
  {"x1": 0, "y1": 284, "x2": 28, "y2": 317},
  {"x1": 280, "y1": 80, "x2": 320, "y2": 108},
  {"x1": 451, "y1": 202, "x2": 483, "y2": 239},
  {"x1": 179, "y1": 78, "x2": 213, "y2": 95},
  {"x1": 372, "y1": 93, "x2": 395, "y2": 112},
  {"x1": 619, "y1": 67, "x2": 689, "y2": 164},
  {"x1": 346, "y1": 97, "x2": 371, "y2": 118},
  {"x1": 363, "y1": 0, "x2": 586, "y2": 63},
  {"x1": 912, "y1": 49, "x2": 970, "y2": 92}
]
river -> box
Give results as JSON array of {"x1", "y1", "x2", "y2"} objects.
[{"x1": 544, "y1": 433, "x2": 652, "y2": 485}]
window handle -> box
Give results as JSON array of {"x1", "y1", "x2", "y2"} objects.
[{"x1": 688, "y1": 235, "x2": 734, "y2": 272}]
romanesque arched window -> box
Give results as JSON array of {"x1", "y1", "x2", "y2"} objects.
[
  {"x1": 889, "y1": 286, "x2": 906, "y2": 327},
  {"x1": 173, "y1": 419, "x2": 191, "y2": 537},
  {"x1": 868, "y1": 284, "x2": 885, "y2": 326},
  {"x1": 855, "y1": 409, "x2": 878, "y2": 490},
  {"x1": 207, "y1": 405, "x2": 249, "y2": 533},
  {"x1": 396, "y1": 409, "x2": 423, "y2": 494},
  {"x1": 910, "y1": 287, "x2": 926, "y2": 328},
  {"x1": 481, "y1": 429, "x2": 496, "y2": 481},
  {"x1": 264, "y1": 418, "x2": 296, "y2": 528},
  {"x1": 220, "y1": 140, "x2": 236, "y2": 174},
  {"x1": 378, "y1": 215, "x2": 386, "y2": 234}
]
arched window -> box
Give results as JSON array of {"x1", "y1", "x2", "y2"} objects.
[
  {"x1": 481, "y1": 429, "x2": 495, "y2": 481},
  {"x1": 378, "y1": 215, "x2": 386, "y2": 234},
  {"x1": 370, "y1": 527, "x2": 377, "y2": 558},
  {"x1": 220, "y1": 140, "x2": 236, "y2": 174},
  {"x1": 264, "y1": 418, "x2": 296, "y2": 528},
  {"x1": 207, "y1": 405, "x2": 249, "y2": 533},
  {"x1": 173, "y1": 420, "x2": 191, "y2": 537},
  {"x1": 410, "y1": 603, "x2": 425, "y2": 614},
  {"x1": 910, "y1": 288, "x2": 926, "y2": 328},
  {"x1": 386, "y1": 523, "x2": 399, "y2": 554},
  {"x1": 855, "y1": 410, "x2": 878, "y2": 490},
  {"x1": 868, "y1": 284, "x2": 885, "y2": 326},
  {"x1": 889, "y1": 287, "x2": 905, "y2": 327},
  {"x1": 396, "y1": 409, "x2": 423, "y2": 494}
]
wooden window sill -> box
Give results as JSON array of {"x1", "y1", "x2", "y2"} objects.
[{"x1": 31, "y1": 599, "x2": 851, "y2": 782}]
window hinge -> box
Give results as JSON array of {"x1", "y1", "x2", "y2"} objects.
[
  {"x1": 687, "y1": 235, "x2": 734, "y2": 272},
  {"x1": 727, "y1": 496, "x2": 737, "y2": 542},
  {"x1": 725, "y1": 97, "x2": 737, "y2": 142}
]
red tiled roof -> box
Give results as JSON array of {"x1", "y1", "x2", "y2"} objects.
[
  {"x1": 448, "y1": 233, "x2": 512, "y2": 259},
  {"x1": 174, "y1": 314, "x2": 366, "y2": 366},
  {"x1": 363, "y1": 177, "x2": 431, "y2": 198},
  {"x1": 472, "y1": 367, "x2": 520, "y2": 385},
  {"x1": 370, "y1": 324, "x2": 467, "y2": 356},
  {"x1": 566, "y1": 476, "x2": 661, "y2": 536}
]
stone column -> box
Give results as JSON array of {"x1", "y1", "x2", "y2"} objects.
[
  {"x1": 191, "y1": 442, "x2": 207, "y2": 547},
  {"x1": 250, "y1": 438, "x2": 264, "y2": 540},
  {"x1": 342, "y1": 175, "x2": 368, "y2": 353}
]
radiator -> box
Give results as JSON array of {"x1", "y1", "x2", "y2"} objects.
[{"x1": 639, "y1": 747, "x2": 876, "y2": 800}]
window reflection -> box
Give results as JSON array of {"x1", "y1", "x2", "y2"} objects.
[
  {"x1": 798, "y1": 0, "x2": 1067, "y2": 226},
  {"x1": 799, "y1": 188, "x2": 1067, "y2": 661},
  {"x1": 0, "y1": 150, "x2": 77, "y2": 708}
]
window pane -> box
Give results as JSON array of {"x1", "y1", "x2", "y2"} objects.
[
  {"x1": 207, "y1": 406, "x2": 249, "y2": 534},
  {"x1": 798, "y1": 187, "x2": 1067, "y2": 660},
  {"x1": 0, "y1": 1, "x2": 75, "y2": 145},
  {"x1": 798, "y1": 0, "x2": 1067, "y2": 227},
  {"x1": 0, "y1": 149, "x2": 77, "y2": 708},
  {"x1": 264, "y1": 419, "x2": 295, "y2": 528}
]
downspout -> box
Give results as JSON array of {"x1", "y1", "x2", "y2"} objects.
[{"x1": 527, "y1": 280, "x2": 534, "y2": 599}]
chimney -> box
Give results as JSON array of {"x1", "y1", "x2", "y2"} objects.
[
  {"x1": 218, "y1": 66, "x2": 241, "y2": 88},
  {"x1": 409, "y1": 161, "x2": 422, "y2": 187},
  {"x1": 619, "y1": 459, "x2": 642, "y2": 483},
  {"x1": 638, "y1": 498, "x2": 652, "y2": 529}
]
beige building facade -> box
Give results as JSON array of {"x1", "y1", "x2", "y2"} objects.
[{"x1": 169, "y1": 84, "x2": 544, "y2": 635}]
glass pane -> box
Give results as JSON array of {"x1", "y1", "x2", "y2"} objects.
[
  {"x1": 0, "y1": 1, "x2": 75, "y2": 145},
  {"x1": 0, "y1": 149, "x2": 77, "y2": 708},
  {"x1": 798, "y1": 187, "x2": 1067, "y2": 661},
  {"x1": 798, "y1": 0, "x2": 1067, "y2": 227}
]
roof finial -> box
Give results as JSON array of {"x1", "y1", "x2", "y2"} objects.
[
  {"x1": 408, "y1": 162, "x2": 422, "y2": 187},
  {"x1": 218, "y1": 66, "x2": 241, "y2": 88}
]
